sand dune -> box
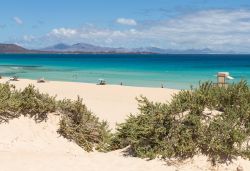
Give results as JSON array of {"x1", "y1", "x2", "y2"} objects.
[
  {"x1": 0, "y1": 115, "x2": 172, "y2": 171},
  {"x1": 0, "y1": 78, "x2": 249, "y2": 171},
  {"x1": 0, "y1": 115, "x2": 248, "y2": 171}
]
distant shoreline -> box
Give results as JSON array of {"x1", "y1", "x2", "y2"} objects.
[
  {"x1": 0, "y1": 43, "x2": 240, "y2": 54},
  {"x1": 1, "y1": 52, "x2": 250, "y2": 55}
]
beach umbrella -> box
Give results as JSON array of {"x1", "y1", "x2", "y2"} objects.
[
  {"x1": 216, "y1": 72, "x2": 234, "y2": 80},
  {"x1": 227, "y1": 75, "x2": 234, "y2": 80}
]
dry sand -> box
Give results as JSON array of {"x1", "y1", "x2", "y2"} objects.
[
  {"x1": 0, "y1": 115, "x2": 172, "y2": 171},
  {"x1": 0, "y1": 78, "x2": 249, "y2": 171},
  {"x1": 0, "y1": 78, "x2": 178, "y2": 129}
]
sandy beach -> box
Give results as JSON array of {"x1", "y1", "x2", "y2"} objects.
[
  {"x1": 2, "y1": 0, "x2": 250, "y2": 170},
  {"x1": 0, "y1": 78, "x2": 249, "y2": 171},
  {"x1": 0, "y1": 78, "x2": 178, "y2": 129}
]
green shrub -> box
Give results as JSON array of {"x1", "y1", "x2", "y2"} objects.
[
  {"x1": 18, "y1": 85, "x2": 57, "y2": 122},
  {"x1": 0, "y1": 83, "x2": 20, "y2": 123},
  {"x1": 0, "y1": 84, "x2": 57, "y2": 122},
  {"x1": 57, "y1": 97, "x2": 111, "y2": 152},
  {"x1": 111, "y1": 81, "x2": 250, "y2": 163},
  {"x1": 0, "y1": 83, "x2": 111, "y2": 152}
]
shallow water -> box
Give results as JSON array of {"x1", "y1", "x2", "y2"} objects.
[{"x1": 0, "y1": 54, "x2": 249, "y2": 89}]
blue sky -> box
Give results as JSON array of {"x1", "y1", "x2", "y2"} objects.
[{"x1": 1, "y1": 0, "x2": 250, "y2": 52}]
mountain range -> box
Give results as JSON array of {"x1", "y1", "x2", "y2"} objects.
[
  {"x1": 0, "y1": 44, "x2": 32, "y2": 53},
  {"x1": 41, "y1": 43, "x2": 131, "y2": 53},
  {"x1": 0, "y1": 43, "x2": 234, "y2": 54}
]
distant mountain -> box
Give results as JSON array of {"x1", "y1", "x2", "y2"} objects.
[
  {"x1": 0, "y1": 44, "x2": 29, "y2": 53},
  {"x1": 42, "y1": 43, "x2": 71, "y2": 51},
  {"x1": 0, "y1": 43, "x2": 235, "y2": 54},
  {"x1": 42, "y1": 43, "x2": 130, "y2": 53},
  {"x1": 133, "y1": 47, "x2": 167, "y2": 54},
  {"x1": 0, "y1": 43, "x2": 131, "y2": 54},
  {"x1": 42, "y1": 43, "x2": 233, "y2": 54},
  {"x1": 133, "y1": 47, "x2": 232, "y2": 54}
]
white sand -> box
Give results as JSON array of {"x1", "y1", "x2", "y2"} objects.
[
  {"x1": 0, "y1": 78, "x2": 249, "y2": 171},
  {"x1": 0, "y1": 115, "x2": 173, "y2": 171},
  {"x1": 0, "y1": 78, "x2": 178, "y2": 129}
]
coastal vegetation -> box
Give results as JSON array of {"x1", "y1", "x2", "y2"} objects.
[
  {"x1": 0, "y1": 83, "x2": 110, "y2": 152},
  {"x1": 0, "y1": 84, "x2": 56, "y2": 123},
  {"x1": 57, "y1": 97, "x2": 111, "y2": 152},
  {"x1": 0, "y1": 81, "x2": 250, "y2": 164},
  {"x1": 110, "y1": 81, "x2": 250, "y2": 164}
]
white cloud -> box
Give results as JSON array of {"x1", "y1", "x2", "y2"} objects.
[
  {"x1": 15, "y1": 9, "x2": 250, "y2": 52},
  {"x1": 116, "y1": 18, "x2": 137, "y2": 26},
  {"x1": 146, "y1": 9, "x2": 250, "y2": 52},
  {"x1": 23, "y1": 35, "x2": 35, "y2": 41},
  {"x1": 50, "y1": 28, "x2": 77, "y2": 37},
  {"x1": 13, "y1": 17, "x2": 23, "y2": 25}
]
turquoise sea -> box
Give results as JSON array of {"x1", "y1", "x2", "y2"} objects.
[{"x1": 0, "y1": 54, "x2": 249, "y2": 89}]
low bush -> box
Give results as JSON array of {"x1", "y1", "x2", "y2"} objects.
[
  {"x1": 111, "y1": 81, "x2": 250, "y2": 163},
  {"x1": 57, "y1": 97, "x2": 111, "y2": 152},
  {"x1": 0, "y1": 83, "x2": 20, "y2": 123},
  {"x1": 0, "y1": 83, "x2": 111, "y2": 152},
  {"x1": 18, "y1": 85, "x2": 57, "y2": 122},
  {"x1": 0, "y1": 84, "x2": 56, "y2": 123}
]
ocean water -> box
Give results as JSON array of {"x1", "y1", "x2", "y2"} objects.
[{"x1": 0, "y1": 54, "x2": 249, "y2": 89}]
